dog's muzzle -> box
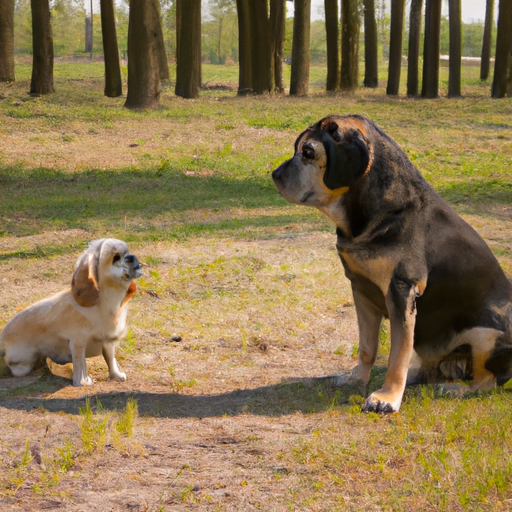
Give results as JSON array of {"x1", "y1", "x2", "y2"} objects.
[
  {"x1": 124, "y1": 254, "x2": 143, "y2": 279},
  {"x1": 272, "y1": 160, "x2": 291, "y2": 192}
]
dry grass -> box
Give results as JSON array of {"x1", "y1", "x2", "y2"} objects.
[{"x1": 0, "y1": 64, "x2": 511, "y2": 511}]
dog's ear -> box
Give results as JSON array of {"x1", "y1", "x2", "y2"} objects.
[
  {"x1": 72, "y1": 252, "x2": 100, "y2": 307},
  {"x1": 321, "y1": 121, "x2": 370, "y2": 190}
]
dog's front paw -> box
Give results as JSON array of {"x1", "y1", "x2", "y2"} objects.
[
  {"x1": 110, "y1": 371, "x2": 127, "y2": 382},
  {"x1": 362, "y1": 390, "x2": 401, "y2": 413},
  {"x1": 74, "y1": 375, "x2": 94, "y2": 387}
]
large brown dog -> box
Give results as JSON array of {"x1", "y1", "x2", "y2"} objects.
[
  {"x1": 1, "y1": 239, "x2": 142, "y2": 386},
  {"x1": 272, "y1": 115, "x2": 512, "y2": 413}
]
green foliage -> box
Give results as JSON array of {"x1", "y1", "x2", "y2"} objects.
[
  {"x1": 79, "y1": 397, "x2": 109, "y2": 455},
  {"x1": 114, "y1": 397, "x2": 138, "y2": 437}
]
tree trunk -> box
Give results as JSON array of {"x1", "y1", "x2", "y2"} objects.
[
  {"x1": 421, "y1": 0, "x2": 441, "y2": 98},
  {"x1": 269, "y1": 0, "x2": 285, "y2": 93},
  {"x1": 340, "y1": 0, "x2": 360, "y2": 92},
  {"x1": 407, "y1": 0, "x2": 422, "y2": 96},
  {"x1": 175, "y1": 0, "x2": 201, "y2": 99},
  {"x1": 448, "y1": 0, "x2": 461, "y2": 97},
  {"x1": 290, "y1": 0, "x2": 311, "y2": 96},
  {"x1": 30, "y1": 0, "x2": 54, "y2": 95},
  {"x1": 125, "y1": 0, "x2": 161, "y2": 109},
  {"x1": 491, "y1": 0, "x2": 512, "y2": 98},
  {"x1": 386, "y1": 0, "x2": 405, "y2": 95},
  {"x1": 325, "y1": 0, "x2": 339, "y2": 91},
  {"x1": 480, "y1": 0, "x2": 494, "y2": 81},
  {"x1": 100, "y1": 0, "x2": 122, "y2": 97},
  {"x1": 250, "y1": 0, "x2": 271, "y2": 94},
  {"x1": 0, "y1": 0, "x2": 15, "y2": 82},
  {"x1": 153, "y1": 0, "x2": 170, "y2": 81},
  {"x1": 363, "y1": 0, "x2": 377, "y2": 88},
  {"x1": 236, "y1": 0, "x2": 252, "y2": 94}
]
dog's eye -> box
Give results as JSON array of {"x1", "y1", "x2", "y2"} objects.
[
  {"x1": 302, "y1": 144, "x2": 315, "y2": 160},
  {"x1": 112, "y1": 254, "x2": 122, "y2": 265}
]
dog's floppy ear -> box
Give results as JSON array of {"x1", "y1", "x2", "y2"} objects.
[
  {"x1": 72, "y1": 252, "x2": 100, "y2": 307},
  {"x1": 321, "y1": 120, "x2": 370, "y2": 190}
]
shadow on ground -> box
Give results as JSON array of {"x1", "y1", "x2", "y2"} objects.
[{"x1": 0, "y1": 367, "x2": 388, "y2": 418}]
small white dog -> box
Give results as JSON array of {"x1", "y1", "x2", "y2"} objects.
[{"x1": 0, "y1": 238, "x2": 142, "y2": 386}]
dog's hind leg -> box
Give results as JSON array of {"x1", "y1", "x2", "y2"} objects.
[{"x1": 4, "y1": 344, "x2": 42, "y2": 377}]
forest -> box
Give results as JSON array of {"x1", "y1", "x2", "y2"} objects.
[{"x1": 1, "y1": 0, "x2": 510, "y2": 106}]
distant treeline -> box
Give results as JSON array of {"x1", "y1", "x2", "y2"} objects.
[{"x1": 12, "y1": 0, "x2": 494, "y2": 63}]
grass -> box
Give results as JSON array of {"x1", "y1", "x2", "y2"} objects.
[{"x1": 0, "y1": 61, "x2": 511, "y2": 510}]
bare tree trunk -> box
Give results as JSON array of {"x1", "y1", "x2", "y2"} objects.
[
  {"x1": 407, "y1": 0, "x2": 422, "y2": 96},
  {"x1": 340, "y1": 0, "x2": 360, "y2": 92},
  {"x1": 363, "y1": 0, "x2": 377, "y2": 88},
  {"x1": 421, "y1": 0, "x2": 441, "y2": 98},
  {"x1": 480, "y1": 0, "x2": 494, "y2": 81},
  {"x1": 100, "y1": 0, "x2": 122, "y2": 97},
  {"x1": 85, "y1": 16, "x2": 93, "y2": 52},
  {"x1": 250, "y1": 0, "x2": 271, "y2": 94},
  {"x1": 0, "y1": 0, "x2": 15, "y2": 82},
  {"x1": 175, "y1": 0, "x2": 201, "y2": 99},
  {"x1": 325, "y1": 0, "x2": 339, "y2": 91},
  {"x1": 125, "y1": 0, "x2": 161, "y2": 109},
  {"x1": 30, "y1": 0, "x2": 54, "y2": 95},
  {"x1": 492, "y1": 0, "x2": 512, "y2": 98},
  {"x1": 448, "y1": 0, "x2": 461, "y2": 97},
  {"x1": 290, "y1": 0, "x2": 311, "y2": 96},
  {"x1": 236, "y1": 0, "x2": 252, "y2": 94},
  {"x1": 153, "y1": 0, "x2": 170, "y2": 81},
  {"x1": 270, "y1": 0, "x2": 285, "y2": 93},
  {"x1": 386, "y1": 0, "x2": 405, "y2": 95}
]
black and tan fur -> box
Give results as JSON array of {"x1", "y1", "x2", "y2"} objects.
[{"x1": 272, "y1": 115, "x2": 512, "y2": 412}]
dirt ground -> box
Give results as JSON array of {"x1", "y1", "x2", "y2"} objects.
[{"x1": 0, "y1": 233, "x2": 370, "y2": 512}]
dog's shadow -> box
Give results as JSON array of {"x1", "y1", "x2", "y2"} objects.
[
  {"x1": 0, "y1": 364, "x2": 389, "y2": 418},
  {"x1": 0, "y1": 364, "x2": 485, "y2": 418}
]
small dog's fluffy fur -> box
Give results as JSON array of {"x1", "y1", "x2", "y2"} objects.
[{"x1": 0, "y1": 238, "x2": 142, "y2": 386}]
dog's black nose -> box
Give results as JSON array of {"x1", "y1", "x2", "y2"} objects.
[
  {"x1": 125, "y1": 254, "x2": 141, "y2": 269},
  {"x1": 272, "y1": 165, "x2": 283, "y2": 181}
]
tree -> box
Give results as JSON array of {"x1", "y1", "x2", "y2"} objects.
[
  {"x1": 153, "y1": 0, "x2": 170, "y2": 80},
  {"x1": 363, "y1": 0, "x2": 378, "y2": 88},
  {"x1": 30, "y1": 0, "x2": 54, "y2": 95},
  {"x1": 0, "y1": 0, "x2": 15, "y2": 82},
  {"x1": 407, "y1": 0, "x2": 422, "y2": 96},
  {"x1": 249, "y1": 0, "x2": 271, "y2": 94},
  {"x1": 290, "y1": 0, "x2": 311, "y2": 96},
  {"x1": 125, "y1": 0, "x2": 161, "y2": 109},
  {"x1": 421, "y1": 0, "x2": 442, "y2": 98},
  {"x1": 236, "y1": 0, "x2": 252, "y2": 94},
  {"x1": 100, "y1": 0, "x2": 122, "y2": 97},
  {"x1": 492, "y1": 0, "x2": 512, "y2": 98},
  {"x1": 175, "y1": 0, "x2": 201, "y2": 99},
  {"x1": 448, "y1": 0, "x2": 461, "y2": 97},
  {"x1": 325, "y1": 0, "x2": 339, "y2": 91},
  {"x1": 480, "y1": 0, "x2": 494, "y2": 81},
  {"x1": 386, "y1": 0, "x2": 405, "y2": 95},
  {"x1": 269, "y1": 0, "x2": 285, "y2": 93},
  {"x1": 340, "y1": 0, "x2": 360, "y2": 91}
]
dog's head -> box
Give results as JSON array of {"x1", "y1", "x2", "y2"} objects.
[
  {"x1": 272, "y1": 115, "x2": 372, "y2": 206},
  {"x1": 71, "y1": 239, "x2": 143, "y2": 307}
]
